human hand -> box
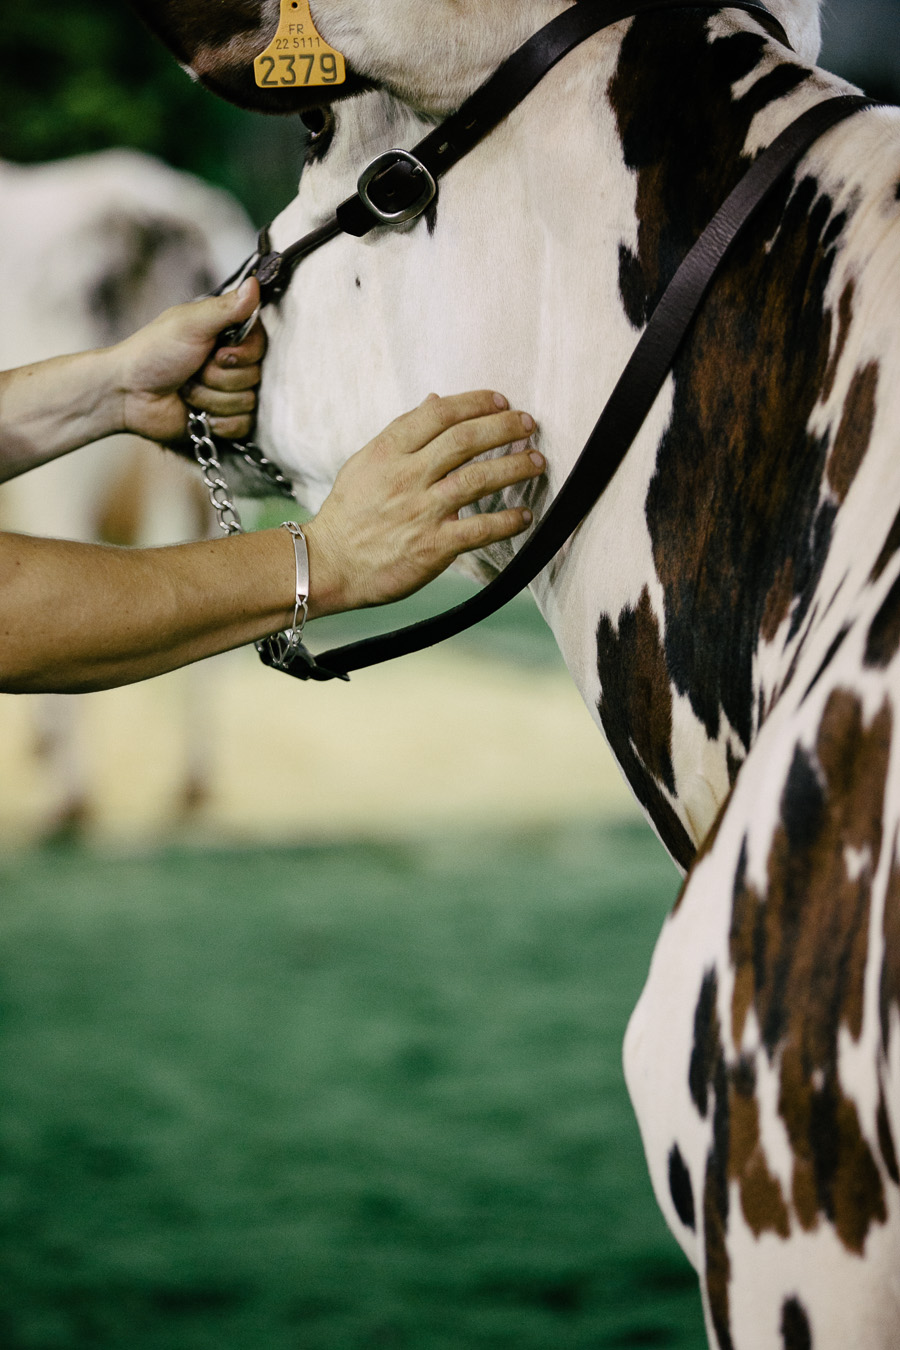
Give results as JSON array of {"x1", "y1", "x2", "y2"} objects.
[
  {"x1": 304, "y1": 391, "x2": 544, "y2": 616},
  {"x1": 114, "y1": 278, "x2": 265, "y2": 445}
]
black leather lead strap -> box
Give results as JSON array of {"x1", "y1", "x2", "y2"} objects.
[
  {"x1": 254, "y1": 0, "x2": 790, "y2": 301},
  {"x1": 260, "y1": 93, "x2": 874, "y2": 682}
]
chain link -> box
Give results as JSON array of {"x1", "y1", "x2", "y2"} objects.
[
  {"x1": 187, "y1": 410, "x2": 246, "y2": 535},
  {"x1": 187, "y1": 410, "x2": 298, "y2": 539},
  {"x1": 234, "y1": 443, "x2": 296, "y2": 500},
  {"x1": 186, "y1": 410, "x2": 318, "y2": 673}
]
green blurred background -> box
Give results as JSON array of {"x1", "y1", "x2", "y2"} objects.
[
  {"x1": 0, "y1": 4, "x2": 897, "y2": 1347},
  {"x1": 0, "y1": 1, "x2": 303, "y2": 226}
]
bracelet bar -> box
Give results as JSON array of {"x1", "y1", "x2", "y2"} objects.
[{"x1": 257, "y1": 520, "x2": 311, "y2": 670}]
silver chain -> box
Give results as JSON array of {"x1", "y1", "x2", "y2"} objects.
[
  {"x1": 187, "y1": 409, "x2": 319, "y2": 673},
  {"x1": 187, "y1": 410, "x2": 245, "y2": 533},
  {"x1": 187, "y1": 410, "x2": 296, "y2": 535}
]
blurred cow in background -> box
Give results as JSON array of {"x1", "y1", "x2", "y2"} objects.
[{"x1": 0, "y1": 148, "x2": 255, "y2": 835}]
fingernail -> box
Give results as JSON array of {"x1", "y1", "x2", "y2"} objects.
[
  {"x1": 493, "y1": 393, "x2": 508, "y2": 409},
  {"x1": 522, "y1": 509, "x2": 533, "y2": 525},
  {"x1": 219, "y1": 352, "x2": 238, "y2": 367},
  {"x1": 237, "y1": 277, "x2": 254, "y2": 300},
  {"x1": 520, "y1": 413, "x2": 535, "y2": 432},
  {"x1": 529, "y1": 451, "x2": 544, "y2": 468}
]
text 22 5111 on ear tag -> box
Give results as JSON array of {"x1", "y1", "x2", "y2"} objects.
[{"x1": 254, "y1": 0, "x2": 347, "y2": 89}]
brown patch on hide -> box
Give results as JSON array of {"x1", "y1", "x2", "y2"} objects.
[
  {"x1": 865, "y1": 573, "x2": 900, "y2": 670},
  {"x1": 609, "y1": 17, "x2": 810, "y2": 330},
  {"x1": 728, "y1": 1060, "x2": 791, "y2": 1239},
  {"x1": 879, "y1": 841, "x2": 900, "y2": 1070},
  {"x1": 729, "y1": 842, "x2": 756, "y2": 1051},
  {"x1": 761, "y1": 559, "x2": 796, "y2": 644},
  {"x1": 704, "y1": 1153, "x2": 734, "y2": 1350},
  {"x1": 597, "y1": 588, "x2": 676, "y2": 789},
  {"x1": 596, "y1": 588, "x2": 695, "y2": 870},
  {"x1": 729, "y1": 689, "x2": 891, "y2": 1252},
  {"x1": 668, "y1": 1144, "x2": 696, "y2": 1232},
  {"x1": 688, "y1": 963, "x2": 789, "y2": 1347},
  {"x1": 827, "y1": 362, "x2": 880, "y2": 503},
  {"x1": 690, "y1": 969, "x2": 721, "y2": 1120},
  {"x1": 688, "y1": 971, "x2": 735, "y2": 1350},
  {"x1": 726, "y1": 745, "x2": 745, "y2": 789},
  {"x1": 821, "y1": 280, "x2": 856, "y2": 402},
  {"x1": 642, "y1": 169, "x2": 848, "y2": 753},
  {"x1": 609, "y1": 12, "x2": 863, "y2": 760},
  {"x1": 871, "y1": 507, "x2": 900, "y2": 583},
  {"x1": 876, "y1": 1084, "x2": 900, "y2": 1186},
  {"x1": 781, "y1": 1296, "x2": 813, "y2": 1350}
]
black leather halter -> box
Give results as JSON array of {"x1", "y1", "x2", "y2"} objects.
[
  {"x1": 234, "y1": 0, "x2": 792, "y2": 309},
  {"x1": 215, "y1": 1, "x2": 874, "y2": 683}
]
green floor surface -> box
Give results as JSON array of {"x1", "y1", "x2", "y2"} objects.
[{"x1": 0, "y1": 824, "x2": 704, "y2": 1349}]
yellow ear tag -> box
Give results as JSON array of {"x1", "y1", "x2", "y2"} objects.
[{"x1": 254, "y1": 0, "x2": 347, "y2": 90}]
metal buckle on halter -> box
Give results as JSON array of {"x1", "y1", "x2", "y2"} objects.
[{"x1": 357, "y1": 149, "x2": 437, "y2": 225}]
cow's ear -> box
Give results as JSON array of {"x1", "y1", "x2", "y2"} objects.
[{"x1": 130, "y1": 0, "x2": 368, "y2": 114}]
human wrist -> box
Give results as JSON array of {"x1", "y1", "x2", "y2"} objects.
[
  {"x1": 87, "y1": 342, "x2": 131, "y2": 440},
  {"x1": 302, "y1": 516, "x2": 358, "y2": 619}
]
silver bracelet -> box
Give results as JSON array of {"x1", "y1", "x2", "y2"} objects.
[
  {"x1": 282, "y1": 520, "x2": 310, "y2": 641},
  {"x1": 256, "y1": 520, "x2": 310, "y2": 670}
]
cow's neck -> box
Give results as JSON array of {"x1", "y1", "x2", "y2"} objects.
[{"x1": 263, "y1": 7, "x2": 853, "y2": 863}]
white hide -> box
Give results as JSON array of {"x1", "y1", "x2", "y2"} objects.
[
  {"x1": 307, "y1": 0, "x2": 822, "y2": 111},
  {"x1": 257, "y1": 3, "x2": 877, "y2": 852}
]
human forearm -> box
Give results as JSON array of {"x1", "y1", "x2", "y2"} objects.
[
  {"x1": 0, "y1": 390, "x2": 544, "y2": 693},
  {"x1": 0, "y1": 347, "x2": 124, "y2": 483},
  {"x1": 0, "y1": 529, "x2": 298, "y2": 692},
  {"x1": 0, "y1": 283, "x2": 264, "y2": 484}
]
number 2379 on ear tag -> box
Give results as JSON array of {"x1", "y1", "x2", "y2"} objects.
[{"x1": 254, "y1": 0, "x2": 347, "y2": 89}]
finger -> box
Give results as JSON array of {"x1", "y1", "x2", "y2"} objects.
[
  {"x1": 186, "y1": 277, "x2": 260, "y2": 348},
  {"x1": 379, "y1": 390, "x2": 510, "y2": 456},
  {"x1": 183, "y1": 384, "x2": 257, "y2": 417},
  {"x1": 215, "y1": 319, "x2": 267, "y2": 369},
  {"x1": 208, "y1": 413, "x2": 255, "y2": 440},
  {"x1": 196, "y1": 361, "x2": 262, "y2": 393},
  {"x1": 439, "y1": 448, "x2": 545, "y2": 511},
  {"x1": 425, "y1": 410, "x2": 536, "y2": 481},
  {"x1": 441, "y1": 506, "x2": 534, "y2": 556}
]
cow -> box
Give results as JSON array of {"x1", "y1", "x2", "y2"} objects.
[
  {"x1": 132, "y1": 2, "x2": 900, "y2": 1344},
  {"x1": 0, "y1": 148, "x2": 255, "y2": 834}
]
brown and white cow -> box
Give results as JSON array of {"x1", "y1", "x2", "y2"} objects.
[{"x1": 133, "y1": 2, "x2": 900, "y2": 1343}]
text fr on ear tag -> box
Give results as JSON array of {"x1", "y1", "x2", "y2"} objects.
[{"x1": 254, "y1": 0, "x2": 347, "y2": 89}]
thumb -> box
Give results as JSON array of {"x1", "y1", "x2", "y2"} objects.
[{"x1": 190, "y1": 276, "x2": 260, "y2": 343}]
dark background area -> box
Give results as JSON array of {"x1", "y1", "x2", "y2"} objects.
[{"x1": 0, "y1": 2, "x2": 305, "y2": 225}]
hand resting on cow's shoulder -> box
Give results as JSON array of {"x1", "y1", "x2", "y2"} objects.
[{"x1": 0, "y1": 278, "x2": 543, "y2": 693}]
